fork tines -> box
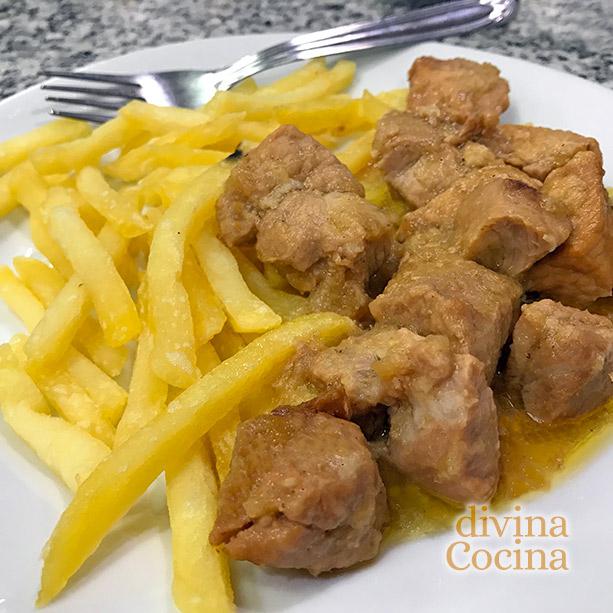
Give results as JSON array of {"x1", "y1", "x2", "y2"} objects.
[{"x1": 42, "y1": 69, "x2": 143, "y2": 123}]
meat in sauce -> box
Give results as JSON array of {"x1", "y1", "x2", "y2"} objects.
[
  {"x1": 506, "y1": 299, "x2": 613, "y2": 423},
  {"x1": 210, "y1": 405, "x2": 387, "y2": 574},
  {"x1": 306, "y1": 327, "x2": 499, "y2": 502},
  {"x1": 369, "y1": 256, "x2": 522, "y2": 381},
  {"x1": 216, "y1": 125, "x2": 394, "y2": 318}
]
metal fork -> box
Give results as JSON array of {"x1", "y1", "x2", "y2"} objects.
[{"x1": 42, "y1": 0, "x2": 518, "y2": 123}]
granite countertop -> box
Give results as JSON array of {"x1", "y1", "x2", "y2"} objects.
[{"x1": 0, "y1": 0, "x2": 610, "y2": 100}]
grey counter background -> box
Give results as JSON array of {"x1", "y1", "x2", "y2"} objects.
[{"x1": 0, "y1": 0, "x2": 610, "y2": 100}]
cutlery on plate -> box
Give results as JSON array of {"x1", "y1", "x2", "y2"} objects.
[{"x1": 41, "y1": 0, "x2": 518, "y2": 122}]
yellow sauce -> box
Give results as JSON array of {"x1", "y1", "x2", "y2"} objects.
[{"x1": 383, "y1": 396, "x2": 613, "y2": 543}]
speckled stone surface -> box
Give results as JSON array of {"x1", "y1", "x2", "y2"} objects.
[{"x1": 0, "y1": 0, "x2": 610, "y2": 100}]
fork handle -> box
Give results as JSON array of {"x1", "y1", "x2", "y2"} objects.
[{"x1": 220, "y1": 0, "x2": 516, "y2": 87}]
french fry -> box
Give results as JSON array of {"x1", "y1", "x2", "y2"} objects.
[
  {"x1": 120, "y1": 100, "x2": 210, "y2": 133},
  {"x1": 169, "y1": 112, "x2": 245, "y2": 149},
  {"x1": 74, "y1": 317, "x2": 128, "y2": 378},
  {"x1": 231, "y1": 77, "x2": 258, "y2": 94},
  {"x1": 0, "y1": 267, "x2": 126, "y2": 429},
  {"x1": 183, "y1": 250, "x2": 226, "y2": 347},
  {"x1": 35, "y1": 368, "x2": 116, "y2": 447},
  {"x1": 359, "y1": 90, "x2": 393, "y2": 125},
  {"x1": 29, "y1": 211, "x2": 73, "y2": 277},
  {"x1": 205, "y1": 60, "x2": 356, "y2": 120},
  {"x1": 196, "y1": 342, "x2": 221, "y2": 375},
  {"x1": 194, "y1": 230, "x2": 281, "y2": 333},
  {"x1": 376, "y1": 87, "x2": 408, "y2": 110},
  {"x1": 105, "y1": 144, "x2": 229, "y2": 182},
  {"x1": 263, "y1": 262, "x2": 289, "y2": 290},
  {"x1": 208, "y1": 409, "x2": 240, "y2": 481},
  {"x1": 0, "y1": 118, "x2": 91, "y2": 174},
  {"x1": 275, "y1": 95, "x2": 364, "y2": 134},
  {"x1": 31, "y1": 116, "x2": 135, "y2": 175},
  {"x1": 0, "y1": 266, "x2": 45, "y2": 330},
  {"x1": 0, "y1": 171, "x2": 16, "y2": 216},
  {"x1": 0, "y1": 366, "x2": 50, "y2": 414},
  {"x1": 13, "y1": 256, "x2": 65, "y2": 304},
  {"x1": 210, "y1": 324, "x2": 245, "y2": 361},
  {"x1": 147, "y1": 165, "x2": 230, "y2": 388},
  {"x1": 235, "y1": 120, "x2": 279, "y2": 144},
  {"x1": 10, "y1": 336, "x2": 116, "y2": 447},
  {"x1": 37, "y1": 312, "x2": 355, "y2": 606},
  {"x1": 264, "y1": 59, "x2": 327, "y2": 93},
  {"x1": 114, "y1": 328, "x2": 168, "y2": 447},
  {"x1": 360, "y1": 166, "x2": 407, "y2": 217},
  {"x1": 166, "y1": 442, "x2": 235, "y2": 613},
  {"x1": 76, "y1": 167, "x2": 151, "y2": 238},
  {"x1": 13, "y1": 256, "x2": 128, "y2": 377},
  {"x1": 63, "y1": 348, "x2": 127, "y2": 426},
  {"x1": 0, "y1": 397, "x2": 111, "y2": 492},
  {"x1": 9, "y1": 161, "x2": 48, "y2": 213},
  {"x1": 0, "y1": 342, "x2": 19, "y2": 368},
  {"x1": 47, "y1": 207, "x2": 140, "y2": 347},
  {"x1": 232, "y1": 249, "x2": 307, "y2": 320},
  {"x1": 336, "y1": 129, "x2": 375, "y2": 175},
  {"x1": 135, "y1": 166, "x2": 209, "y2": 208}
]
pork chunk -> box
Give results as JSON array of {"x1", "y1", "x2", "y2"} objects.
[
  {"x1": 384, "y1": 344, "x2": 499, "y2": 503},
  {"x1": 372, "y1": 110, "x2": 464, "y2": 209},
  {"x1": 397, "y1": 164, "x2": 543, "y2": 260},
  {"x1": 369, "y1": 256, "x2": 522, "y2": 380},
  {"x1": 217, "y1": 124, "x2": 363, "y2": 245},
  {"x1": 525, "y1": 151, "x2": 613, "y2": 307},
  {"x1": 216, "y1": 125, "x2": 394, "y2": 317},
  {"x1": 307, "y1": 327, "x2": 500, "y2": 502},
  {"x1": 455, "y1": 177, "x2": 572, "y2": 276},
  {"x1": 256, "y1": 189, "x2": 393, "y2": 315},
  {"x1": 209, "y1": 407, "x2": 387, "y2": 575},
  {"x1": 308, "y1": 327, "x2": 420, "y2": 414},
  {"x1": 406, "y1": 57, "x2": 509, "y2": 143},
  {"x1": 506, "y1": 299, "x2": 613, "y2": 422},
  {"x1": 480, "y1": 124, "x2": 603, "y2": 181}
]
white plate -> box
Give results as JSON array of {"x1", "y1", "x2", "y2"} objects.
[{"x1": 1, "y1": 35, "x2": 612, "y2": 613}]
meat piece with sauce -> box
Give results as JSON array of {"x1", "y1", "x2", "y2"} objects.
[
  {"x1": 506, "y1": 299, "x2": 613, "y2": 423},
  {"x1": 210, "y1": 405, "x2": 387, "y2": 575},
  {"x1": 217, "y1": 124, "x2": 363, "y2": 245},
  {"x1": 525, "y1": 151, "x2": 613, "y2": 307},
  {"x1": 216, "y1": 125, "x2": 394, "y2": 317},
  {"x1": 406, "y1": 56, "x2": 510, "y2": 143},
  {"x1": 454, "y1": 176, "x2": 572, "y2": 276},
  {"x1": 369, "y1": 256, "x2": 522, "y2": 380},
  {"x1": 372, "y1": 110, "x2": 499, "y2": 209},
  {"x1": 480, "y1": 124, "x2": 603, "y2": 181},
  {"x1": 397, "y1": 165, "x2": 542, "y2": 256},
  {"x1": 306, "y1": 327, "x2": 500, "y2": 502}
]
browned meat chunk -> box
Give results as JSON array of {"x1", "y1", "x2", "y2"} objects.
[
  {"x1": 209, "y1": 406, "x2": 387, "y2": 575},
  {"x1": 306, "y1": 327, "x2": 499, "y2": 502},
  {"x1": 525, "y1": 151, "x2": 613, "y2": 307},
  {"x1": 372, "y1": 110, "x2": 498, "y2": 209},
  {"x1": 480, "y1": 124, "x2": 603, "y2": 181},
  {"x1": 407, "y1": 57, "x2": 509, "y2": 143},
  {"x1": 217, "y1": 124, "x2": 363, "y2": 245},
  {"x1": 383, "y1": 341, "x2": 499, "y2": 503},
  {"x1": 216, "y1": 125, "x2": 394, "y2": 317},
  {"x1": 369, "y1": 256, "x2": 522, "y2": 380},
  {"x1": 308, "y1": 327, "x2": 420, "y2": 414},
  {"x1": 506, "y1": 299, "x2": 613, "y2": 422},
  {"x1": 372, "y1": 110, "x2": 463, "y2": 210},
  {"x1": 454, "y1": 177, "x2": 572, "y2": 276},
  {"x1": 256, "y1": 190, "x2": 393, "y2": 315},
  {"x1": 397, "y1": 164, "x2": 543, "y2": 261}
]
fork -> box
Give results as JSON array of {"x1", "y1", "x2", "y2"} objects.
[{"x1": 42, "y1": 0, "x2": 518, "y2": 123}]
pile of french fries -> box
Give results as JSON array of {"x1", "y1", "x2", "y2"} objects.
[{"x1": 0, "y1": 59, "x2": 405, "y2": 610}]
